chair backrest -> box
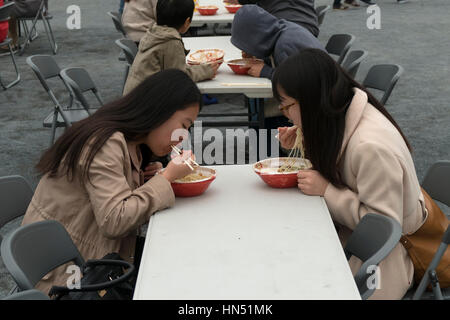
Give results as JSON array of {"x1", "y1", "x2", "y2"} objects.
[
  {"x1": 422, "y1": 161, "x2": 450, "y2": 207},
  {"x1": 344, "y1": 213, "x2": 402, "y2": 299},
  {"x1": 315, "y1": 5, "x2": 330, "y2": 26},
  {"x1": 60, "y1": 67, "x2": 104, "y2": 112},
  {"x1": 107, "y1": 11, "x2": 126, "y2": 36},
  {"x1": 0, "y1": 176, "x2": 33, "y2": 229},
  {"x1": 325, "y1": 34, "x2": 355, "y2": 65},
  {"x1": 26, "y1": 55, "x2": 62, "y2": 92},
  {"x1": 3, "y1": 289, "x2": 50, "y2": 300},
  {"x1": 0, "y1": 2, "x2": 15, "y2": 22},
  {"x1": 0, "y1": 220, "x2": 85, "y2": 290},
  {"x1": 342, "y1": 50, "x2": 368, "y2": 78},
  {"x1": 362, "y1": 64, "x2": 403, "y2": 105},
  {"x1": 115, "y1": 38, "x2": 138, "y2": 65}
]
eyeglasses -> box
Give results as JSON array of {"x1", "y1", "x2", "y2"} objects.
[{"x1": 278, "y1": 102, "x2": 296, "y2": 113}]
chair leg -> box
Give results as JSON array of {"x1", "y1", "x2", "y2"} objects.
[
  {"x1": 49, "y1": 109, "x2": 58, "y2": 146},
  {"x1": 0, "y1": 43, "x2": 21, "y2": 90},
  {"x1": 42, "y1": 16, "x2": 58, "y2": 54},
  {"x1": 18, "y1": 17, "x2": 40, "y2": 56}
]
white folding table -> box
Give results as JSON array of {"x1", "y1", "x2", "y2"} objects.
[{"x1": 133, "y1": 164, "x2": 361, "y2": 300}]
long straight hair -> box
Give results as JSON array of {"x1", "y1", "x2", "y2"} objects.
[
  {"x1": 272, "y1": 48, "x2": 411, "y2": 188},
  {"x1": 36, "y1": 69, "x2": 202, "y2": 183}
]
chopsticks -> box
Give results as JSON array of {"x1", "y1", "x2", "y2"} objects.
[{"x1": 171, "y1": 145, "x2": 199, "y2": 171}]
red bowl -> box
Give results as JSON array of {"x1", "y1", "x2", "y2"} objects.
[
  {"x1": 170, "y1": 167, "x2": 216, "y2": 197},
  {"x1": 253, "y1": 157, "x2": 312, "y2": 188},
  {"x1": 226, "y1": 58, "x2": 252, "y2": 75},
  {"x1": 197, "y1": 6, "x2": 219, "y2": 15},
  {"x1": 224, "y1": 4, "x2": 242, "y2": 13}
]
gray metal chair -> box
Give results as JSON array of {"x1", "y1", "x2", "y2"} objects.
[
  {"x1": 344, "y1": 213, "x2": 402, "y2": 300},
  {"x1": 0, "y1": 175, "x2": 33, "y2": 245},
  {"x1": 3, "y1": 289, "x2": 50, "y2": 300},
  {"x1": 60, "y1": 67, "x2": 104, "y2": 112},
  {"x1": 325, "y1": 33, "x2": 355, "y2": 65},
  {"x1": 107, "y1": 11, "x2": 126, "y2": 36},
  {"x1": 17, "y1": 0, "x2": 58, "y2": 55},
  {"x1": 342, "y1": 50, "x2": 368, "y2": 79},
  {"x1": 0, "y1": 220, "x2": 85, "y2": 291},
  {"x1": 115, "y1": 38, "x2": 138, "y2": 93},
  {"x1": 0, "y1": 2, "x2": 21, "y2": 90},
  {"x1": 26, "y1": 55, "x2": 91, "y2": 146},
  {"x1": 407, "y1": 160, "x2": 450, "y2": 300},
  {"x1": 315, "y1": 5, "x2": 330, "y2": 27},
  {"x1": 362, "y1": 64, "x2": 404, "y2": 106}
]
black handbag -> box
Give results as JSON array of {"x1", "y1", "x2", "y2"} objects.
[{"x1": 49, "y1": 253, "x2": 136, "y2": 300}]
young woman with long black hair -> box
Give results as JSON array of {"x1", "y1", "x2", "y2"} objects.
[
  {"x1": 274, "y1": 49, "x2": 427, "y2": 299},
  {"x1": 22, "y1": 69, "x2": 201, "y2": 294}
]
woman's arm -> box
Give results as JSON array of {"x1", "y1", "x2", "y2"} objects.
[
  {"x1": 84, "y1": 134, "x2": 175, "y2": 239},
  {"x1": 324, "y1": 142, "x2": 405, "y2": 230}
]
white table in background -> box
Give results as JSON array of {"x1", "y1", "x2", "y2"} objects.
[
  {"x1": 191, "y1": 0, "x2": 236, "y2": 27},
  {"x1": 133, "y1": 165, "x2": 361, "y2": 300},
  {"x1": 183, "y1": 36, "x2": 272, "y2": 98}
]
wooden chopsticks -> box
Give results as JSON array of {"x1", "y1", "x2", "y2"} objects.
[{"x1": 171, "y1": 145, "x2": 199, "y2": 171}]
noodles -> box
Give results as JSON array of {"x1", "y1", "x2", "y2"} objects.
[
  {"x1": 175, "y1": 172, "x2": 207, "y2": 183},
  {"x1": 278, "y1": 127, "x2": 306, "y2": 172}
]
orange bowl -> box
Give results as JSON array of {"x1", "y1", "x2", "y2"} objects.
[
  {"x1": 187, "y1": 48, "x2": 225, "y2": 66},
  {"x1": 170, "y1": 167, "x2": 216, "y2": 197},
  {"x1": 197, "y1": 5, "x2": 219, "y2": 15},
  {"x1": 224, "y1": 4, "x2": 242, "y2": 13},
  {"x1": 226, "y1": 58, "x2": 254, "y2": 75},
  {"x1": 253, "y1": 157, "x2": 312, "y2": 188}
]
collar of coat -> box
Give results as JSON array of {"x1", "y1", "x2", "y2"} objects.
[
  {"x1": 140, "y1": 24, "x2": 189, "y2": 55},
  {"x1": 338, "y1": 87, "x2": 368, "y2": 162}
]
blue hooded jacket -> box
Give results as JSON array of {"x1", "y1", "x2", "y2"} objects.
[{"x1": 231, "y1": 5, "x2": 326, "y2": 79}]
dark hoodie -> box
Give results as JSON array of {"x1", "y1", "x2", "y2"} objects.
[
  {"x1": 238, "y1": 0, "x2": 319, "y2": 37},
  {"x1": 231, "y1": 5, "x2": 326, "y2": 80}
]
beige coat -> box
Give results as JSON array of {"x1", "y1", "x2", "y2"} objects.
[
  {"x1": 122, "y1": 0, "x2": 158, "y2": 43},
  {"x1": 22, "y1": 132, "x2": 175, "y2": 294},
  {"x1": 323, "y1": 88, "x2": 427, "y2": 299},
  {"x1": 123, "y1": 24, "x2": 213, "y2": 95}
]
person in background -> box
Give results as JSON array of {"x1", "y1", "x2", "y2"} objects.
[
  {"x1": 230, "y1": 5, "x2": 325, "y2": 131},
  {"x1": 227, "y1": 0, "x2": 319, "y2": 37},
  {"x1": 274, "y1": 49, "x2": 426, "y2": 299},
  {"x1": 22, "y1": 69, "x2": 202, "y2": 295},
  {"x1": 119, "y1": 0, "x2": 125, "y2": 14},
  {"x1": 332, "y1": 0, "x2": 376, "y2": 10},
  {"x1": 121, "y1": 0, "x2": 158, "y2": 44},
  {"x1": 123, "y1": 0, "x2": 218, "y2": 95}
]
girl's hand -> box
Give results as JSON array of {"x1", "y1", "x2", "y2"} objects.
[
  {"x1": 161, "y1": 151, "x2": 196, "y2": 183},
  {"x1": 297, "y1": 170, "x2": 329, "y2": 196},
  {"x1": 143, "y1": 161, "x2": 163, "y2": 180},
  {"x1": 277, "y1": 126, "x2": 298, "y2": 149},
  {"x1": 209, "y1": 62, "x2": 220, "y2": 78}
]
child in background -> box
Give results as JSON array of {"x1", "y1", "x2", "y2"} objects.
[{"x1": 123, "y1": 0, "x2": 218, "y2": 95}]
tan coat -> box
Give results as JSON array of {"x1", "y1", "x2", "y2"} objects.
[
  {"x1": 121, "y1": 0, "x2": 158, "y2": 43},
  {"x1": 123, "y1": 24, "x2": 214, "y2": 95},
  {"x1": 323, "y1": 88, "x2": 427, "y2": 299},
  {"x1": 22, "y1": 132, "x2": 175, "y2": 294}
]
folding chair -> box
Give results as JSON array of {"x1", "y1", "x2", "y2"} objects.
[
  {"x1": 60, "y1": 67, "x2": 104, "y2": 112},
  {"x1": 17, "y1": 0, "x2": 57, "y2": 55},
  {"x1": 107, "y1": 11, "x2": 126, "y2": 36},
  {"x1": 3, "y1": 289, "x2": 50, "y2": 300},
  {"x1": 115, "y1": 38, "x2": 138, "y2": 93},
  {"x1": 325, "y1": 33, "x2": 355, "y2": 65},
  {"x1": 362, "y1": 64, "x2": 403, "y2": 106},
  {"x1": 0, "y1": 175, "x2": 33, "y2": 245},
  {"x1": 0, "y1": 220, "x2": 85, "y2": 291},
  {"x1": 342, "y1": 50, "x2": 369, "y2": 79},
  {"x1": 27, "y1": 55, "x2": 91, "y2": 146},
  {"x1": 344, "y1": 213, "x2": 402, "y2": 300},
  {"x1": 0, "y1": 2, "x2": 20, "y2": 89},
  {"x1": 315, "y1": 5, "x2": 330, "y2": 27}
]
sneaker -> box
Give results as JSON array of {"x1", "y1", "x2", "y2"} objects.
[
  {"x1": 333, "y1": 3, "x2": 349, "y2": 9},
  {"x1": 345, "y1": 0, "x2": 361, "y2": 6}
]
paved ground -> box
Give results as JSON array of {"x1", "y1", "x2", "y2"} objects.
[{"x1": 0, "y1": 0, "x2": 449, "y2": 297}]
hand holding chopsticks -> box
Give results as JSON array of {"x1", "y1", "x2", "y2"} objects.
[{"x1": 171, "y1": 145, "x2": 199, "y2": 171}]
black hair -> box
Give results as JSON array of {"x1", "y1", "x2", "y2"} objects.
[
  {"x1": 156, "y1": 0, "x2": 195, "y2": 30},
  {"x1": 272, "y1": 48, "x2": 411, "y2": 188}
]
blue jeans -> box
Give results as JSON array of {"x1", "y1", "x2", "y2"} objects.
[{"x1": 119, "y1": 0, "x2": 125, "y2": 14}]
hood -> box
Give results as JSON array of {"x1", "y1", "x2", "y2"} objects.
[
  {"x1": 139, "y1": 24, "x2": 181, "y2": 52},
  {"x1": 231, "y1": 5, "x2": 285, "y2": 59}
]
